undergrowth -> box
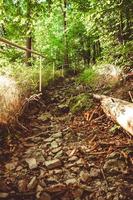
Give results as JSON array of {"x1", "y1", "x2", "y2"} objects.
[
  {"x1": 0, "y1": 57, "x2": 61, "y2": 96},
  {"x1": 78, "y1": 67, "x2": 100, "y2": 88},
  {"x1": 78, "y1": 63, "x2": 122, "y2": 89}
]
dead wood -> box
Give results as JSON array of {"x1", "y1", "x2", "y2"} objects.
[{"x1": 93, "y1": 94, "x2": 133, "y2": 136}]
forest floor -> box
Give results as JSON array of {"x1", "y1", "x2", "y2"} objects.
[{"x1": 0, "y1": 76, "x2": 133, "y2": 200}]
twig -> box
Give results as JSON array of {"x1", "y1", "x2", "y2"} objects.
[
  {"x1": 128, "y1": 91, "x2": 133, "y2": 102},
  {"x1": 100, "y1": 166, "x2": 109, "y2": 191},
  {"x1": 88, "y1": 108, "x2": 96, "y2": 121}
]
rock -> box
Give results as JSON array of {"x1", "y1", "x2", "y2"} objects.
[
  {"x1": 79, "y1": 171, "x2": 89, "y2": 182},
  {"x1": 68, "y1": 156, "x2": 78, "y2": 162},
  {"x1": 18, "y1": 179, "x2": 27, "y2": 192},
  {"x1": 52, "y1": 147, "x2": 62, "y2": 154},
  {"x1": 107, "y1": 192, "x2": 113, "y2": 200},
  {"x1": 38, "y1": 192, "x2": 51, "y2": 200},
  {"x1": 46, "y1": 183, "x2": 66, "y2": 193},
  {"x1": 0, "y1": 193, "x2": 9, "y2": 198},
  {"x1": 36, "y1": 184, "x2": 44, "y2": 193},
  {"x1": 25, "y1": 158, "x2": 37, "y2": 169},
  {"x1": 45, "y1": 159, "x2": 62, "y2": 169},
  {"x1": 16, "y1": 166, "x2": 23, "y2": 171},
  {"x1": 80, "y1": 184, "x2": 92, "y2": 192},
  {"x1": 53, "y1": 132, "x2": 62, "y2": 138},
  {"x1": 103, "y1": 159, "x2": 126, "y2": 174},
  {"x1": 51, "y1": 141, "x2": 58, "y2": 148},
  {"x1": 71, "y1": 167, "x2": 80, "y2": 173},
  {"x1": 55, "y1": 138, "x2": 62, "y2": 144},
  {"x1": 46, "y1": 177, "x2": 58, "y2": 184},
  {"x1": 69, "y1": 94, "x2": 89, "y2": 114},
  {"x1": 5, "y1": 162, "x2": 17, "y2": 171},
  {"x1": 89, "y1": 168, "x2": 101, "y2": 178},
  {"x1": 27, "y1": 176, "x2": 38, "y2": 190},
  {"x1": 76, "y1": 158, "x2": 85, "y2": 166},
  {"x1": 53, "y1": 169, "x2": 62, "y2": 174},
  {"x1": 54, "y1": 150, "x2": 63, "y2": 158},
  {"x1": 65, "y1": 178, "x2": 77, "y2": 185},
  {"x1": 44, "y1": 137, "x2": 54, "y2": 142}
]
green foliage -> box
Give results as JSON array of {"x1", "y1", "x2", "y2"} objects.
[
  {"x1": 79, "y1": 68, "x2": 100, "y2": 88},
  {"x1": 0, "y1": 0, "x2": 132, "y2": 87},
  {"x1": 109, "y1": 124, "x2": 121, "y2": 134}
]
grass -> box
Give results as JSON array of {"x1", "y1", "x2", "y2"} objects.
[
  {"x1": 0, "y1": 57, "x2": 62, "y2": 96},
  {"x1": 78, "y1": 67, "x2": 100, "y2": 88}
]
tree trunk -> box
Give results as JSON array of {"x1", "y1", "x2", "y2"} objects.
[
  {"x1": 93, "y1": 94, "x2": 133, "y2": 136},
  {"x1": 63, "y1": 0, "x2": 69, "y2": 68},
  {"x1": 26, "y1": 36, "x2": 32, "y2": 66},
  {"x1": 26, "y1": 0, "x2": 32, "y2": 66},
  {"x1": 92, "y1": 43, "x2": 96, "y2": 64}
]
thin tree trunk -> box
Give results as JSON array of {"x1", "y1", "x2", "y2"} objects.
[
  {"x1": 92, "y1": 43, "x2": 96, "y2": 64},
  {"x1": 26, "y1": 36, "x2": 32, "y2": 65},
  {"x1": 63, "y1": 0, "x2": 69, "y2": 68},
  {"x1": 26, "y1": 0, "x2": 32, "y2": 66}
]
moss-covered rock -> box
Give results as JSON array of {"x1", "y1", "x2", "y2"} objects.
[{"x1": 69, "y1": 94, "x2": 92, "y2": 114}]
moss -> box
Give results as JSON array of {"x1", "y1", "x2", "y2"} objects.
[{"x1": 69, "y1": 93, "x2": 92, "y2": 114}]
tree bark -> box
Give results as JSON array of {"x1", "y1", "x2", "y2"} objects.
[
  {"x1": 93, "y1": 94, "x2": 133, "y2": 136},
  {"x1": 63, "y1": 0, "x2": 69, "y2": 68},
  {"x1": 0, "y1": 37, "x2": 44, "y2": 57},
  {"x1": 26, "y1": 0, "x2": 32, "y2": 66},
  {"x1": 26, "y1": 36, "x2": 32, "y2": 65}
]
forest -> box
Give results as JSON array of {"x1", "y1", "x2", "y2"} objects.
[{"x1": 0, "y1": 0, "x2": 133, "y2": 200}]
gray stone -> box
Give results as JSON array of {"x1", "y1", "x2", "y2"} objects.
[
  {"x1": 36, "y1": 184, "x2": 44, "y2": 193},
  {"x1": 45, "y1": 159, "x2": 62, "y2": 169},
  {"x1": 54, "y1": 150, "x2": 63, "y2": 158},
  {"x1": 44, "y1": 137, "x2": 54, "y2": 142},
  {"x1": 80, "y1": 171, "x2": 89, "y2": 182},
  {"x1": 25, "y1": 158, "x2": 37, "y2": 169},
  {"x1": 103, "y1": 159, "x2": 126, "y2": 174},
  {"x1": 89, "y1": 168, "x2": 101, "y2": 178},
  {"x1": 52, "y1": 147, "x2": 62, "y2": 154},
  {"x1": 53, "y1": 132, "x2": 62, "y2": 138},
  {"x1": 65, "y1": 178, "x2": 77, "y2": 185},
  {"x1": 18, "y1": 179, "x2": 27, "y2": 192},
  {"x1": 16, "y1": 166, "x2": 23, "y2": 171},
  {"x1": 68, "y1": 156, "x2": 78, "y2": 162},
  {"x1": 0, "y1": 193, "x2": 9, "y2": 198},
  {"x1": 27, "y1": 176, "x2": 38, "y2": 190},
  {"x1": 107, "y1": 192, "x2": 113, "y2": 200},
  {"x1": 5, "y1": 162, "x2": 17, "y2": 171},
  {"x1": 53, "y1": 169, "x2": 62, "y2": 174},
  {"x1": 51, "y1": 141, "x2": 58, "y2": 148},
  {"x1": 76, "y1": 158, "x2": 85, "y2": 166}
]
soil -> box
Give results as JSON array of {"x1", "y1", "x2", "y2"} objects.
[{"x1": 0, "y1": 76, "x2": 133, "y2": 200}]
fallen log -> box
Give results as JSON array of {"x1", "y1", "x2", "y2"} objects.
[{"x1": 93, "y1": 94, "x2": 133, "y2": 136}]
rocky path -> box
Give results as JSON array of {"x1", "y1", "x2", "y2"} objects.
[{"x1": 0, "y1": 77, "x2": 133, "y2": 200}]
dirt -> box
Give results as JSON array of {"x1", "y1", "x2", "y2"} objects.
[{"x1": 0, "y1": 76, "x2": 133, "y2": 200}]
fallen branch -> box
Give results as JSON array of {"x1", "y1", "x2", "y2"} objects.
[{"x1": 93, "y1": 94, "x2": 133, "y2": 136}]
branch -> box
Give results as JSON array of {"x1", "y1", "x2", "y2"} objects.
[{"x1": 0, "y1": 37, "x2": 45, "y2": 58}]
